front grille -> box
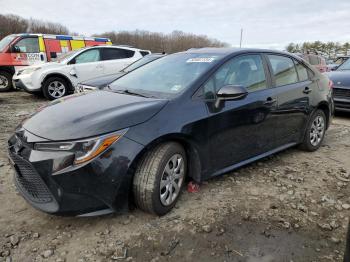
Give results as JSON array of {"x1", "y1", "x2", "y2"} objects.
[
  {"x1": 333, "y1": 88, "x2": 350, "y2": 99},
  {"x1": 10, "y1": 152, "x2": 53, "y2": 204}
]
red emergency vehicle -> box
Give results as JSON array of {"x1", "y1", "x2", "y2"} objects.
[{"x1": 0, "y1": 34, "x2": 112, "y2": 91}]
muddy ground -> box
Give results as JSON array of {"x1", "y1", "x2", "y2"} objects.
[{"x1": 0, "y1": 91, "x2": 349, "y2": 262}]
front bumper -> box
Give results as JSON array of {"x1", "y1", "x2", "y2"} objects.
[
  {"x1": 7, "y1": 130, "x2": 144, "y2": 216},
  {"x1": 12, "y1": 74, "x2": 41, "y2": 93},
  {"x1": 333, "y1": 87, "x2": 350, "y2": 112}
]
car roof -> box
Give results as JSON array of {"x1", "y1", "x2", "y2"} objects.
[{"x1": 183, "y1": 47, "x2": 295, "y2": 57}]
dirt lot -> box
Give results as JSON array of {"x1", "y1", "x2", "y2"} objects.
[{"x1": 0, "y1": 91, "x2": 349, "y2": 262}]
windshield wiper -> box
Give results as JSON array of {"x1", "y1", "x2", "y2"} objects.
[{"x1": 114, "y1": 89, "x2": 150, "y2": 98}]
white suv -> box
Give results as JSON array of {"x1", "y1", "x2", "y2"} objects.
[{"x1": 13, "y1": 45, "x2": 151, "y2": 100}]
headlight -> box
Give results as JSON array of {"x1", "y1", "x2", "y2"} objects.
[
  {"x1": 76, "y1": 84, "x2": 98, "y2": 93},
  {"x1": 18, "y1": 67, "x2": 42, "y2": 75},
  {"x1": 34, "y1": 131, "x2": 125, "y2": 166}
]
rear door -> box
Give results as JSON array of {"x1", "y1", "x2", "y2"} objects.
[
  {"x1": 265, "y1": 54, "x2": 312, "y2": 146},
  {"x1": 204, "y1": 53, "x2": 279, "y2": 173},
  {"x1": 67, "y1": 48, "x2": 104, "y2": 86},
  {"x1": 101, "y1": 48, "x2": 138, "y2": 74}
]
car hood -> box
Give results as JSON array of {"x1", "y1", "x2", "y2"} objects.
[
  {"x1": 80, "y1": 72, "x2": 126, "y2": 89},
  {"x1": 327, "y1": 70, "x2": 350, "y2": 87},
  {"x1": 23, "y1": 91, "x2": 168, "y2": 141}
]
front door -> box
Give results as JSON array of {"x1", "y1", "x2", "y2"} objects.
[
  {"x1": 68, "y1": 48, "x2": 105, "y2": 86},
  {"x1": 11, "y1": 36, "x2": 46, "y2": 70},
  {"x1": 205, "y1": 54, "x2": 278, "y2": 174}
]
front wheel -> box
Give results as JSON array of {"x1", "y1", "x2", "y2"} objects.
[
  {"x1": 133, "y1": 142, "x2": 187, "y2": 216},
  {"x1": 300, "y1": 109, "x2": 326, "y2": 151},
  {"x1": 0, "y1": 71, "x2": 13, "y2": 92},
  {"x1": 42, "y1": 77, "x2": 68, "y2": 100}
]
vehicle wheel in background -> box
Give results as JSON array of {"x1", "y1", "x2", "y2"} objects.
[
  {"x1": 133, "y1": 142, "x2": 187, "y2": 216},
  {"x1": 0, "y1": 71, "x2": 13, "y2": 92},
  {"x1": 300, "y1": 109, "x2": 326, "y2": 152},
  {"x1": 42, "y1": 77, "x2": 68, "y2": 100}
]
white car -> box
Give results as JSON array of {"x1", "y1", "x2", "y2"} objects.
[{"x1": 13, "y1": 45, "x2": 150, "y2": 100}]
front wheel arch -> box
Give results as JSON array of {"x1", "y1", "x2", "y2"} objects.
[{"x1": 42, "y1": 73, "x2": 74, "y2": 93}]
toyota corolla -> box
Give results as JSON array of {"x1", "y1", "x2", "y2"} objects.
[{"x1": 8, "y1": 48, "x2": 333, "y2": 216}]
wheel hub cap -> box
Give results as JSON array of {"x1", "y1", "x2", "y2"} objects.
[
  {"x1": 160, "y1": 154, "x2": 185, "y2": 206},
  {"x1": 0, "y1": 76, "x2": 8, "y2": 89},
  {"x1": 310, "y1": 115, "x2": 325, "y2": 146},
  {"x1": 48, "y1": 81, "x2": 66, "y2": 98}
]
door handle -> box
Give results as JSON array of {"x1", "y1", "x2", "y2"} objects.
[
  {"x1": 303, "y1": 87, "x2": 312, "y2": 94},
  {"x1": 264, "y1": 97, "x2": 277, "y2": 105}
]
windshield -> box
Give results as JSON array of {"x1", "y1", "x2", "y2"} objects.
[
  {"x1": 337, "y1": 59, "x2": 350, "y2": 70},
  {"x1": 0, "y1": 35, "x2": 16, "y2": 52},
  {"x1": 123, "y1": 55, "x2": 162, "y2": 73},
  {"x1": 110, "y1": 53, "x2": 223, "y2": 98},
  {"x1": 57, "y1": 50, "x2": 79, "y2": 63}
]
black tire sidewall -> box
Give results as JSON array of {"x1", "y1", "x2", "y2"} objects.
[
  {"x1": 303, "y1": 110, "x2": 327, "y2": 151},
  {"x1": 42, "y1": 77, "x2": 67, "y2": 100},
  {"x1": 0, "y1": 71, "x2": 12, "y2": 92},
  {"x1": 152, "y1": 144, "x2": 187, "y2": 216}
]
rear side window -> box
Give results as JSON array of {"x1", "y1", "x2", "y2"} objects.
[
  {"x1": 101, "y1": 48, "x2": 135, "y2": 60},
  {"x1": 295, "y1": 61, "x2": 309, "y2": 82},
  {"x1": 308, "y1": 55, "x2": 320, "y2": 65},
  {"x1": 75, "y1": 49, "x2": 101, "y2": 64},
  {"x1": 13, "y1": 37, "x2": 39, "y2": 53},
  {"x1": 268, "y1": 55, "x2": 298, "y2": 86},
  {"x1": 140, "y1": 51, "x2": 151, "y2": 56}
]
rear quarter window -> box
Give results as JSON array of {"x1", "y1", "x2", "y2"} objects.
[{"x1": 102, "y1": 48, "x2": 135, "y2": 60}]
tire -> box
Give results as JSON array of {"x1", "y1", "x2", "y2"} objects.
[
  {"x1": 300, "y1": 109, "x2": 327, "y2": 152},
  {"x1": 133, "y1": 142, "x2": 187, "y2": 216},
  {"x1": 0, "y1": 71, "x2": 13, "y2": 92},
  {"x1": 42, "y1": 77, "x2": 68, "y2": 100}
]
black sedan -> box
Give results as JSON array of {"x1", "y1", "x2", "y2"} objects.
[
  {"x1": 8, "y1": 48, "x2": 333, "y2": 216},
  {"x1": 327, "y1": 59, "x2": 350, "y2": 112},
  {"x1": 75, "y1": 53, "x2": 165, "y2": 92}
]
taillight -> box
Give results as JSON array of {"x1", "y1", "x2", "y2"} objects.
[{"x1": 328, "y1": 80, "x2": 333, "y2": 89}]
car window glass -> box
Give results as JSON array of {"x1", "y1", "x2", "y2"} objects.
[
  {"x1": 102, "y1": 48, "x2": 135, "y2": 60},
  {"x1": 75, "y1": 49, "x2": 100, "y2": 64},
  {"x1": 268, "y1": 55, "x2": 298, "y2": 86},
  {"x1": 295, "y1": 60, "x2": 309, "y2": 82},
  {"x1": 308, "y1": 55, "x2": 319, "y2": 65},
  {"x1": 202, "y1": 54, "x2": 267, "y2": 96},
  {"x1": 14, "y1": 37, "x2": 39, "y2": 53}
]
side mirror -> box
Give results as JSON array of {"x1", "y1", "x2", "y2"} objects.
[
  {"x1": 69, "y1": 58, "x2": 76, "y2": 65},
  {"x1": 217, "y1": 85, "x2": 248, "y2": 100},
  {"x1": 215, "y1": 85, "x2": 248, "y2": 108},
  {"x1": 331, "y1": 66, "x2": 338, "y2": 71},
  {"x1": 12, "y1": 46, "x2": 21, "y2": 53}
]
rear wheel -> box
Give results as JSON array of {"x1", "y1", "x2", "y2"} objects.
[
  {"x1": 0, "y1": 71, "x2": 13, "y2": 92},
  {"x1": 300, "y1": 109, "x2": 326, "y2": 151},
  {"x1": 42, "y1": 77, "x2": 68, "y2": 100},
  {"x1": 133, "y1": 142, "x2": 187, "y2": 216}
]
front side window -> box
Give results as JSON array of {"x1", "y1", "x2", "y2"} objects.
[
  {"x1": 13, "y1": 37, "x2": 39, "y2": 53},
  {"x1": 201, "y1": 54, "x2": 267, "y2": 98},
  {"x1": 101, "y1": 48, "x2": 135, "y2": 60},
  {"x1": 74, "y1": 49, "x2": 100, "y2": 64},
  {"x1": 268, "y1": 55, "x2": 298, "y2": 86},
  {"x1": 110, "y1": 53, "x2": 223, "y2": 98}
]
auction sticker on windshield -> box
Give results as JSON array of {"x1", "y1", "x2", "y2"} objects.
[{"x1": 186, "y1": 57, "x2": 216, "y2": 63}]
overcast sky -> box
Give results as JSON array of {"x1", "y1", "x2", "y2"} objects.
[{"x1": 2, "y1": 0, "x2": 350, "y2": 49}]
